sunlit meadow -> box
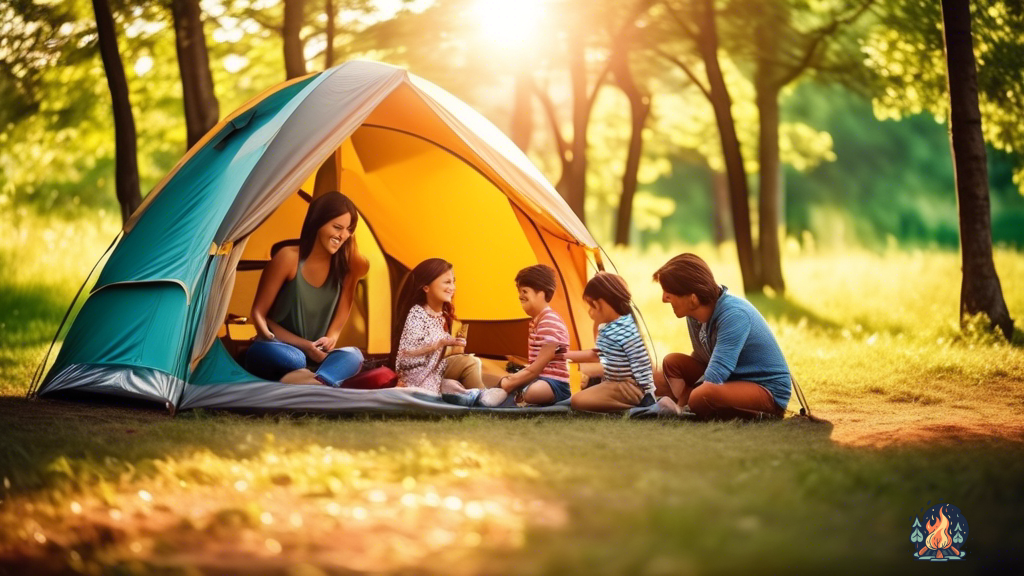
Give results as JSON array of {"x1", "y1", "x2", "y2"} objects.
[{"x1": 2, "y1": 212, "x2": 1023, "y2": 574}]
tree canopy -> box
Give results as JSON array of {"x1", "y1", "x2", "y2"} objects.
[{"x1": 0, "y1": 0, "x2": 1020, "y2": 251}]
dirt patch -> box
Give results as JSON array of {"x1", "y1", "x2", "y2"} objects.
[{"x1": 817, "y1": 379, "x2": 1024, "y2": 447}]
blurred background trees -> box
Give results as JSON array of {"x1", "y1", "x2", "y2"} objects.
[{"x1": 0, "y1": 0, "x2": 1019, "y2": 334}]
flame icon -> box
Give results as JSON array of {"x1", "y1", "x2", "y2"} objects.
[
  {"x1": 925, "y1": 505, "x2": 953, "y2": 552},
  {"x1": 913, "y1": 504, "x2": 967, "y2": 561}
]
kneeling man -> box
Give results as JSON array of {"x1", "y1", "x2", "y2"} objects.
[{"x1": 653, "y1": 254, "x2": 791, "y2": 420}]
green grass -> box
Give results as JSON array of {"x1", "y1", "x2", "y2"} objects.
[{"x1": 1, "y1": 212, "x2": 1023, "y2": 575}]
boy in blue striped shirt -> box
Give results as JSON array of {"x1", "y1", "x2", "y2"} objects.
[{"x1": 567, "y1": 272, "x2": 656, "y2": 412}]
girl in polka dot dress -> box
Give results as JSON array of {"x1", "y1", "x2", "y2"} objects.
[{"x1": 391, "y1": 258, "x2": 482, "y2": 403}]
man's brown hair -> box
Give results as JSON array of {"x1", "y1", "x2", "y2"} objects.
[
  {"x1": 583, "y1": 272, "x2": 633, "y2": 315},
  {"x1": 653, "y1": 253, "x2": 721, "y2": 305},
  {"x1": 515, "y1": 265, "x2": 558, "y2": 302}
]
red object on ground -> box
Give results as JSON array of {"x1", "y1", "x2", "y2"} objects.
[{"x1": 341, "y1": 367, "x2": 397, "y2": 390}]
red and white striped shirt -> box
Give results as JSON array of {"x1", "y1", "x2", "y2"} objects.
[{"x1": 529, "y1": 307, "x2": 570, "y2": 382}]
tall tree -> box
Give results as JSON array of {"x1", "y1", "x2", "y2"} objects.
[
  {"x1": 170, "y1": 0, "x2": 220, "y2": 149},
  {"x1": 940, "y1": 0, "x2": 1013, "y2": 338},
  {"x1": 563, "y1": 25, "x2": 591, "y2": 221},
  {"x1": 246, "y1": 0, "x2": 378, "y2": 78},
  {"x1": 509, "y1": 70, "x2": 534, "y2": 152},
  {"x1": 325, "y1": 0, "x2": 336, "y2": 68},
  {"x1": 868, "y1": 0, "x2": 1024, "y2": 194},
  {"x1": 610, "y1": 27, "x2": 651, "y2": 246},
  {"x1": 657, "y1": 0, "x2": 758, "y2": 291},
  {"x1": 91, "y1": 0, "x2": 142, "y2": 222},
  {"x1": 739, "y1": 0, "x2": 876, "y2": 293},
  {"x1": 711, "y1": 169, "x2": 732, "y2": 245},
  {"x1": 283, "y1": 0, "x2": 307, "y2": 78},
  {"x1": 532, "y1": 0, "x2": 654, "y2": 225},
  {"x1": 356, "y1": 0, "x2": 651, "y2": 227},
  {"x1": 866, "y1": 0, "x2": 1021, "y2": 337},
  {"x1": 752, "y1": 5, "x2": 785, "y2": 289}
]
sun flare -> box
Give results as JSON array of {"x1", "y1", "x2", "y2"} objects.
[{"x1": 472, "y1": 0, "x2": 547, "y2": 54}]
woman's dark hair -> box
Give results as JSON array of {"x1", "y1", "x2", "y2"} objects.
[
  {"x1": 389, "y1": 258, "x2": 457, "y2": 368},
  {"x1": 515, "y1": 265, "x2": 558, "y2": 302},
  {"x1": 652, "y1": 253, "x2": 722, "y2": 305},
  {"x1": 298, "y1": 191, "x2": 358, "y2": 285},
  {"x1": 582, "y1": 272, "x2": 633, "y2": 316}
]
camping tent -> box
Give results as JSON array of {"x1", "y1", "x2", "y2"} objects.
[{"x1": 30, "y1": 60, "x2": 652, "y2": 414}]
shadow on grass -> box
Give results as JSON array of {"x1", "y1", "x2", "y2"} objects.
[
  {"x1": 1009, "y1": 321, "x2": 1024, "y2": 349},
  {"x1": 1, "y1": 394, "x2": 1023, "y2": 574},
  {"x1": 746, "y1": 293, "x2": 842, "y2": 332}
]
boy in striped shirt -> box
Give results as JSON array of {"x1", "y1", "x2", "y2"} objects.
[
  {"x1": 479, "y1": 265, "x2": 571, "y2": 407},
  {"x1": 567, "y1": 272, "x2": 656, "y2": 412}
]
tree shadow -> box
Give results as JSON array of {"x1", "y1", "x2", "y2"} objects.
[
  {"x1": 745, "y1": 293, "x2": 842, "y2": 332},
  {"x1": 2, "y1": 393, "x2": 1024, "y2": 575}
]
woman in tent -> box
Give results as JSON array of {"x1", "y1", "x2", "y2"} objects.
[
  {"x1": 391, "y1": 258, "x2": 484, "y2": 402},
  {"x1": 246, "y1": 191, "x2": 368, "y2": 386}
]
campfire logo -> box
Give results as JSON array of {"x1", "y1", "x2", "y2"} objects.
[{"x1": 911, "y1": 503, "x2": 968, "y2": 561}]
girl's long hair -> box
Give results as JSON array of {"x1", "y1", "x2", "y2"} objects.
[
  {"x1": 389, "y1": 258, "x2": 457, "y2": 368},
  {"x1": 298, "y1": 191, "x2": 358, "y2": 285},
  {"x1": 583, "y1": 272, "x2": 633, "y2": 315}
]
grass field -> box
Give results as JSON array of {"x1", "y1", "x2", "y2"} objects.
[{"x1": 1, "y1": 212, "x2": 1023, "y2": 575}]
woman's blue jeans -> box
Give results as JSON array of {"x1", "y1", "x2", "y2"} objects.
[{"x1": 245, "y1": 340, "x2": 363, "y2": 387}]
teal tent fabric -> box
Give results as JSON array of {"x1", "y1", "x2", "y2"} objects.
[
  {"x1": 189, "y1": 339, "x2": 264, "y2": 387},
  {"x1": 34, "y1": 61, "x2": 646, "y2": 416},
  {"x1": 94, "y1": 75, "x2": 324, "y2": 298},
  {"x1": 47, "y1": 283, "x2": 188, "y2": 376}
]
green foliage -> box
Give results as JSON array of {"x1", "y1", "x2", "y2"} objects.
[
  {"x1": 641, "y1": 80, "x2": 1024, "y2": 250},
  {"x1": 864, "y1": 0, "x2": 1024, "y2": 192},
  {"x1": 783, "y1": 82, "x2": 1024, "y2": 249},
  {"x1": 1, "y1": 0, "x2": 1022, "y2": 249},
  {"x1": 0, "y1": 0, "x2": 76, "y2": 127},
  {"x1": 0, "y1": 0, "x2": 292, "y2": 215}
]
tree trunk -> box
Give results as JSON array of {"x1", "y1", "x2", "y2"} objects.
[
  {"x1": 712, "y1": 169, "x2": 732, "y2": 245},
  {"x1": 91, "y1": 0, "x2": 141, "y2": 223},
  {"x1": 510, "y1": 70, "x2": 533, "y2": 152},
  {"x1": 171, "y1": 0, "x2": 220, "y2": 150},
  {"x1": 283, "y1": 0, "x2": 306, "y2": 79},
  {"x1": 756, "y1": 80, "x2": 785, "y2": 293},
  {"x1": 940, "y1": 0, "x2": 1014, "y2": 339},
  {"x1": 755, "y1": 3, "x2": 785, "y2": 293},
  {"x1": 612, "y1": 51, "x2": 650, "y2": 246},
  {"x1": 562, "y1": 35, "x2": 589, "y2": 224},
  {"x1": 698, "y1": 0, "x2": 759, "y2": 292},
  {"x1": 324, "y1": 0, "x2": 335, "y2": 68}
]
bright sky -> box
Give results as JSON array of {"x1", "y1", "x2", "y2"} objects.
[
  {"x1": 471, "y1": 0, "x2": 547, "y2": 55},
  {"x1": 126, "y1": 0, "x2": 549, "y2": 76}
]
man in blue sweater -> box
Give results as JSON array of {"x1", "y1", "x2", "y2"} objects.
[{"x1": 653, "y1": 253, "x2": 791, "y2": 420}]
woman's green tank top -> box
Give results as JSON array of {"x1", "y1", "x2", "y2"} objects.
[{"x1": 267, "y1": 259, "x2": 341, "y2": 341}]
